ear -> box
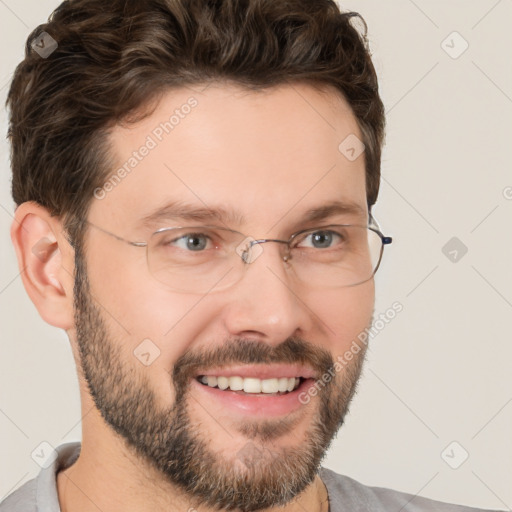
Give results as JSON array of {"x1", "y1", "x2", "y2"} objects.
[{"x1": 10, "y1": 201, "x2": 75, "y2": 330}]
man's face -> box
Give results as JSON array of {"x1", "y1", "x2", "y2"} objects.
[{"x1": 73, "y1": 82, "x2": 375, "y2": 510}]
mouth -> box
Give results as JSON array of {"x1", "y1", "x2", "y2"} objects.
[{"x1": 190, "y1": 364, "x2": 317, "y2": 417}]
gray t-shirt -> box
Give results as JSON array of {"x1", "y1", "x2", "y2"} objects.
[{"x1": 0, "y1": 442, "x2": 502, "y2": 512}]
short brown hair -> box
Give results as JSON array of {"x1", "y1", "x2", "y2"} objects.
[{"x1": 7, "y1": 0, "x2": 385, "y2": 243}]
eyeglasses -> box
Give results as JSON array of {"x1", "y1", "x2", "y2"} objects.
[{"x1": 85, "y1": 217, "x2": 392, "y2": 294}]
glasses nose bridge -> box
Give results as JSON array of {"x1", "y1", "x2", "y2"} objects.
[{"x1": 242, "y1": 237, "x2": 290, "y2": 264}]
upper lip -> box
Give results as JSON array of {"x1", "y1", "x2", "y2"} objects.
[{"x1": 195, "y1": 363, "x2": 317, "y2": 380}]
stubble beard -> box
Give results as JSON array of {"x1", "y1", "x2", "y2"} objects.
[{"x1": 73, "y1": 246, "x2": 369, "y2": 511}]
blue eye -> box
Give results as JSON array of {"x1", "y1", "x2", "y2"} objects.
[
  {"x1": 299, "y1": 230, "x2": 343, "y2": 249},
  {"x1": 172, "y1": 233, "x2": 211, "y2": 251}
]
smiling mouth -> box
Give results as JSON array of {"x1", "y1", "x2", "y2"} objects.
[{"x1": 196, "y1": 375, "x2": 305, "y2": 395}]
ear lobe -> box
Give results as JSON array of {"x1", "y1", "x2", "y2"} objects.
[{"x1": 10, "y1": 202, "x2": 75, "y2": 330}]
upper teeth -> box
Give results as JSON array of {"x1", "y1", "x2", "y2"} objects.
[{"x1": 199, "y1": 376, "x2": 301, "y2": 393}]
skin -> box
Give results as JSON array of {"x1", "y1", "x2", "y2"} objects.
[{"x1": 11, "y1": 82, "x2": 375, "y2": 512}]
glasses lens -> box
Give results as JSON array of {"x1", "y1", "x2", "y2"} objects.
[
  {"x1": 147, "y1": 225, "x2": 385, "y2": 293},
  {"x1": 289, "y1": 225, "x2": 384, "y2": 287},
  {"x1": 147, "y1": 226, "x2": 244, "y2": 293}
]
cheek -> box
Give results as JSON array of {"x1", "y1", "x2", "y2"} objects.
[
  {"x1": 307, "y1": 279, "x2": 374, "y2": 354},
  {"x1": 86, "y1": 243, "x2": 211, "y2": 371}
]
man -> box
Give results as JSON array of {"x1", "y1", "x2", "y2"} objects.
[{"x1": 0, "y1": 1, "x2": 503, "y2": 511}]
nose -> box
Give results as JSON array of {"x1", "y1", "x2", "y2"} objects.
[{"x1": 220, "y1": 242, "x2": 312, "y2": 344}]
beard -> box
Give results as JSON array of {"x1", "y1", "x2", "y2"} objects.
[{"x1": 73, "y1": 244, "x2": 369, "y2": 511}]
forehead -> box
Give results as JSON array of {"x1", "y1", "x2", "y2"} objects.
[{"x1": 91, "y1": 82, "x2": 368, "y2": 231}]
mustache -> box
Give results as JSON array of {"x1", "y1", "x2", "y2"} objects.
[{"x1": 172, "y1": 336, "x2": 334, "y2": 390}]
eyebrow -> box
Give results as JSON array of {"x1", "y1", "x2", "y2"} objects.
[{"x1": 139, "y1": 199, "x2": 367, "y2": 230}]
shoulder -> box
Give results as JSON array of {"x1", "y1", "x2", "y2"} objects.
[
  {"x1": 319, "y1": 467, "x2": 504, "y2": 512},
  {"x1": 0, "y1": 478, "x2": 37, "y2": 512},
  {"x1": 0, "y1": 442, "x2": 81, "y2": 512}
]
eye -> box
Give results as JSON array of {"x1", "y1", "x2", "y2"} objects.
[
  {"x1": 296, "y1": 230, "x2": 343, "y2": 249},
  {"x1": 169, "y1": 232, "x2": 213, "y2": 251}
]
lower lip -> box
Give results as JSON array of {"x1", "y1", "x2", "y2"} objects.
[{"x1": 191, "y1": 377, "x2": 316, "y2": 417}]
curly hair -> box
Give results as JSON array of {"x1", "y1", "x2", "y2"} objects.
[{"x1": 7, "y1": 0, "x2": 385, "y2": 243}]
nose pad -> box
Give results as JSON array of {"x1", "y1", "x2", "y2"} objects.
[
  {"x1": 235, "y1": 238, "x2": 289, "y2": 266},
  {"x1": 235, "y1": 237, "x2": 265, "y2": 264}
]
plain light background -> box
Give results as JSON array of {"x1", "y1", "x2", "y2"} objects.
[{"x1": 1, "y1": 0, "x2": 511, "y2": 509}]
